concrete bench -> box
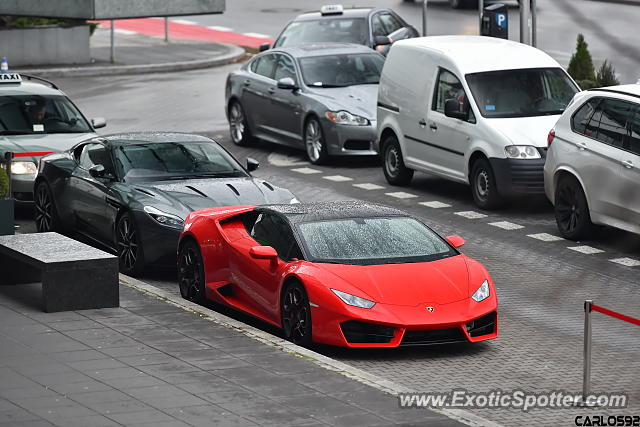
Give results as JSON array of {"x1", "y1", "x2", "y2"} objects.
[{"x1": 0, "y1": 232, "x2": 119, "y2": 312}]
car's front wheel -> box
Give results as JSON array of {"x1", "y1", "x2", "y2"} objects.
[
  {"x1": 228, "y1": 100, "x2": 254, "y2": 146},
  {"x1": 281, "y1": 281, "x2": 312, "y2": 346},
  {"x1": 304, "y1": 117, "x2": 329, "y2": 165},
  {"x1": 177, "y1": 240, "x2": 206, "y2": 304},
  {"x1": 116, "y1": 212, "x2": 145, "y2": 276},
  {"x1": 470, "y1": 158, "x2": 502, "y2": 210},
  {"x1": 554, "y1": 176, "x2": 592, "y2": 240},
  {"x1": 382, "y1": 135, "x2": 413, "y2": 185},
  {"x1": 34, "y1": 181, "x2": 61, "y2": 233}
]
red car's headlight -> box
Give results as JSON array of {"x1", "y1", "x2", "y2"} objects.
[
  {"x1": 331, "y1": 289, "x2": 376, "y2": 309},
  {"x1": 471, "y1": 280, "x2": 490, "y2": 302}
]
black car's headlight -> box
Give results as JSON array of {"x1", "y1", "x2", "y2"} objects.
[
  {"x1": 325, "y1": 110, "x2": 370, "y2": 126},
  {"x1": 143, "y1": 206, "x2": 184, "y2": 229}
]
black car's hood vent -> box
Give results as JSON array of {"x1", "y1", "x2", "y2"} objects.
[
  {"x1": 134, "y1": 187, "x2": 156, "y2": 197},
  {"x1": 262, "y1": 181, "x2": 274, "y2": 191},
  {"x1": 226, "y1": 183, "x2": 240, "y2": 196},
  {"x1": 185, "y1": 185, "x2": 207, "y2": 198}
]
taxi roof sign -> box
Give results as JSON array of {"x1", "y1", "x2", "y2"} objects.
[
  {"x1": 320, "y1": 4, "x2": 344, "y2": 15},
  {"x1": 0, "y1": 73, "x2": 22, "y2": 84}
]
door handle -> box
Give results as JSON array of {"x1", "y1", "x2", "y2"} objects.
[
  {"x1": 243, "y1": 79, "x2": 251, "y2": 86},
  {"x1": 268, "y1": 87, "x2": 276, "y2": 94},
  {"x1": 622, "y1": 159, "x2": 634, "y2": 169},
  {"x1": 429, "y1": 123, "x2": 438, "y2": 131},
  {"x1": 418, "y1": 119, "x2": 426, "y2": 128},
  {"x1": 576, "y1": 142, "x2": 588, "y2": 150}
]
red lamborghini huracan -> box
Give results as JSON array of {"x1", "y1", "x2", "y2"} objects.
[{"x1": 177, "y1": 201, "x2": 498, "y2": 348}]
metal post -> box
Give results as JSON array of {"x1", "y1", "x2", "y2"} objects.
[
  {"x1": 479, "y1": 0, "x2": 484, "y2": 34},
  {"x1": 582, "y1": 300, "x2": 593, "y2": 404},
  {"x1": 422, "y1": 0, "x2": 428, "y2": 36},
  {"x1": 164, "y1": 17, "x2": 169, "y2": 42},
  {"x1": 531, "y1": 0, "x2": 537, "y2": 47},
  {"x1": 4, "y1": 152, "x2": 12, "y2": 200},
  {"x1": 110, "y1": 20, "x2": 115, "y2": 63},
  {"x1": 519, "y1": 0, "x2": 531, "y2": 45}
]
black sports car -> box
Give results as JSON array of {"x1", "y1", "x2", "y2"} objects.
[{"x1": 34, "y1": 132, "x2": 297, "y2": 275}]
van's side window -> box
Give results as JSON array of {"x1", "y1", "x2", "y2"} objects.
[{"x1": 432, "y1": 69, "x2": 475, "y2": 123}]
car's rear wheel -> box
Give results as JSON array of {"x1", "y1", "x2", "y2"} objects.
[
  {"x1": 34, "y1": 181, "x2": 61, "y2": 232},
  {"x1": 304, "y1": 117, "x2": 329, "y2": 165},
  {"x1": 228, "y1": 100, "x2": 254, "y2": 146},
  {"x1": 470, "y1": 158, "x2": 502, "y2": 210},
  {"x1": 382, "y1": 135, "x2": 413, "y2": 185},
  {"x1": 281, "y1": 281, "x2": 312, "y2": 346},
  {"x1": 554, "y1": 176, "x2": 592, "y2": 240},
  {"x1": 177, "y1": 240, "x2": 206, "y2": 304},
  {"x1": 116, "y1": 212, "x2": 145, "y2": 276}
]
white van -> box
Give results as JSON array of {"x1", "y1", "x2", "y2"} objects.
[{"x1": 376, "y1": 36, "x2": 579, "y2": 209}]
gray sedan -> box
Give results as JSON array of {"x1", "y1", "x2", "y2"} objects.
[{"x1": 225, "y1": 43, "x2": 384, "y2": 164}]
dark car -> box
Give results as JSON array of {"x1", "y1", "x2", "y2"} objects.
[
  {"x1": 260, "y1": 5, "x2": 419, "y2": 55},
  {"x1": 34, "y1": 132, "x2": 297, "y2": 275},
  {"x1": 226, "y1": 43, "x2": 384, "y2": 164}
]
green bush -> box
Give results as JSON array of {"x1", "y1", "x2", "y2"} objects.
[
  {"x1": 596, "y1": 60, "x2": 620, "y2": 87},
  {"x1": 567, "y1": 34, "x2": 596, "y2": 82},
  {"x1": 0, "y1": 167, "x2": 9, "y2": 200},
  {"x1": 0, "y1": 16, "x2": 99, "y2": 35},
  {"x1": 575, "y1": 79, "x2": 598, "y2": 90}
]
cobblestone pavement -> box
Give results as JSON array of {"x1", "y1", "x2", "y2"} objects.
[
  {"x1": 139, "y1": 136, "x2": 640, "y2": 427},
  {"x1": 0, "y1": 283, "x2": 461, "y2": 427}
]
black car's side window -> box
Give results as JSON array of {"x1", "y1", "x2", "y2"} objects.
[
  {"x1": 371, "y1": 14, "x2": 386, "y2": 37},
  {"x1": 379, "y1": 12, "x2": 403, "y2": 34},
  {"x1": 78, "y1": 143, "x2": 115, "y2": 175},
  {"x1": 251, "y1": 213, "x2": 301, "y2": 261},
  {"x1": 252, "y1": 54, "x2": 277, "y2": 79},
  {"x1": 273, "y1": 54, "x2": 297, "y2": 83}
]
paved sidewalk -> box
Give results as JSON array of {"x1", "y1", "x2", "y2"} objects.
[
  {"x1": 14, "y1": 28, "x2": 245, "y2": 78},
  {"x1": 0, "y1": 282, "x2": 462, "y2": 427}
]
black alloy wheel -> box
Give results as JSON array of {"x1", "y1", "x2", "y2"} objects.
[
  {"x1": 281, "y1": 282, "x2": 312, "y2": 346},
  {"x1": 178, "y1": 241, "x2": 206, "y2": 304},
  {"x1": 116, "y1": 212, "x2": 145, "y2": 276},
  {"x1": 470, "y1": 158, "x2": 502, "y2": 210},
  {"x1": 34, "y1": 181, "x2": 59, "y2": 232},
  {"x1": 304, "y1": 117, "x2": 330, "y2": 165},
  {"x1": 382, "y1": 134, "x2": 413, "y2": 185},
  {"x1": 229, "y1": 100, "x2": 254, "y2": 146},
  {"x1": 554, "y1": 177, "x2": 592, "y2": 240}
]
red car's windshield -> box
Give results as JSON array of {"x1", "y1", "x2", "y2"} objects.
[{"x1": 297, "y1": 216, "x2": 456, "y2": 265}]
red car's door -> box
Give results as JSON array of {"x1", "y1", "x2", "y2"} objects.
[{"x1": 229, "y1": 212, "x2": 301, "y2": 324}]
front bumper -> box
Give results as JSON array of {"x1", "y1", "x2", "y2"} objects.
[
  {"x1": 132, "y1": 210, "x2": 182, "y2": 267},
  {"x1": 10, "y1": 173, "x2": 37, "y2": 201},
  {"x1": 322, "y1": 118, "x2": 378, "y2": 157},
  {"x1": 489, "y1": 156, "x2": 546, "y2": 197},
  {"x1": 310, "y1": 295, "x2": 498, "y2": 348}
]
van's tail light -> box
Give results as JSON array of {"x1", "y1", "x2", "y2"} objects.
[{"x1": 547, "y1": 129, "x2": 555, "y2": 147}]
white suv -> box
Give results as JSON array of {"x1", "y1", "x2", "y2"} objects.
[{"x1": 544, "y1": 85, "x2": 640, "y2": 239}]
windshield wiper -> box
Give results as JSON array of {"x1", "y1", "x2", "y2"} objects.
[{"x1": 309, "y1": 83, "x2": 348, "y2": 88}]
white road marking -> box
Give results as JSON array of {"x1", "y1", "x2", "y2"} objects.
[
  {"x1": 291, "y1": 167, "x2": 321, "y2": 174},
  {"x1": 419, "y1": 201, "x2": 451, "y2": 209},
  {"x1": 353, "y1": 183, "x2": 384, "y2": 190},
  {"x1": 385, "y1": 191, "x2": 418, "y2": 199},
  {"x1": 527, "y1": 233, "x2": 565, "y2": 242},
  {"x1": 568, "y1": 245, "x2": 604, "y2": 254},
  {"x1": 609, "y1": 257, "x2": 640, "y2": 267},
  {"x1": 268, "y1": 152, "x2": 307, "y2": 167},
  {"x1": 489, "y1": 221, "x2": 524, "y2": 230},
  {"x1": 323, "y1": 175, "x2": 353, "y2": 182},
  {"x1": 454, "y1": 211, "x2": 488, "y2": 219},
  {"x1": 243, "y1": 32, "x2": 272, "y2": 39},
  {"x1": 207, "y1": 25, "x2": 233, "y2": 32},
  {"x1": 172, "y1": 19, "x2": 198, "y2": 25},
  {"x1": 114, "y1": 29, "x2": 136, "y2": 35}
]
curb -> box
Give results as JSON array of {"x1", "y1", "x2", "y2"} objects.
[
  {"x1": 119, "y1": 274, "x2": 502, "y2": 427},
  {"x1": 14, "y1": 43, "x2": 246, "y2": 78}
]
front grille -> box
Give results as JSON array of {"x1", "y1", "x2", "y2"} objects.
[
  {"x1": 509, "y1": 161, "x2": 545, "y2": 193},
  {"x1": 466, "y1": 312, "x2": 497, "y2": 337},
  {"x1": 343, "y1": 140, "x2": 371, "y2": 151},
  {"x1": 340, "y1": 321, "x2": 395, "y2": 343},
  {"x1": 400, "y1": 328, "x2": 466, "y2": 346}
]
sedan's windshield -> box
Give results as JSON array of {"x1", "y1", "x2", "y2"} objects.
[
  {"x1": 0, "y1": 95, "x2": 92, "y2": 134},
  {"x1": 297, "y1": 216, "x2": 456, "y2": 265},
  {"x1": 113, "y1": 141, "x2": 248, "y2": 182},
  {"x1": 465, "y1": 68, "x2": 578, "y2": 118},
  {"x1": 299, "y1": 53, "x2": 384, "y2": 87},
  {"x1": 274, "y1": 18, "x2": 368, "y2": 48}
]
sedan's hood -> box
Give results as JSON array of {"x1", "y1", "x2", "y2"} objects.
[
  {"x1": 488, "y1": 115, "x2": 560, "y2": 148},
  {"x1": 0, "y1": 133, "x2": 96, "y2": 156},
  {"x1": 134, "y1": 177, "x2": 294, "y2": 213},
  {"x1": 319, "y1": 255, "x2": 470, "y2": 306},
  {"x1": 308, "y1": 84, "x2": 378, "y2": 120}
]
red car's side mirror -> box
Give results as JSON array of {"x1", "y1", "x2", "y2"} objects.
[
  {"x1": 249, "y1": 245, "x2": 278, "y2": 259},
  {"x1": 445, "y1": 235, "x2": 465, "y2": 248}
]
